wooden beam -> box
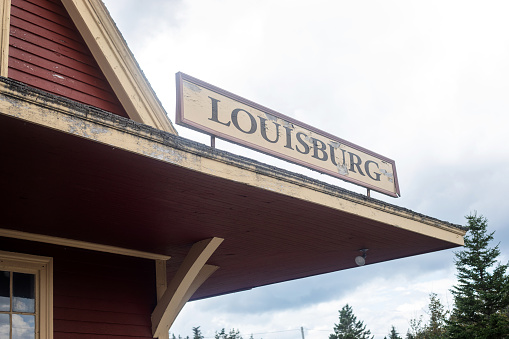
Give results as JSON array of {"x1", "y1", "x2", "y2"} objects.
[
  {"x1": 0, "y1": 228, "x2": 171, "y2": 261},
  {"x1": 0, "y1": 0, "x2": 10, "y2": 77},
  {"x1": 155, "y1": 259, "x2": 169, "y2": 339},
  {"x1": 151, "y1": 237, "x2": 223, "y2": 338},
  {"x1": 155, "y1": 259, "x2": 168, "y2": 302},
  {"x1": 155, "y1": 264, "x2": 218, "y2": 339},
  {"x1": 174, "y1": 264, "x2": 218, "y2": 325}
]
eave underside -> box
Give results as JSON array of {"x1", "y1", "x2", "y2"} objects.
[{"x1": 0, "y1": 79, "x2": 465, "y2": 300}]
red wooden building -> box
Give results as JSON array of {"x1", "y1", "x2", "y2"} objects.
[{"x1": 0, "y1": 0, "x2": 465, "y2": 338}]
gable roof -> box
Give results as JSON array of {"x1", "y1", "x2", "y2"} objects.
[
  {"x1": 61, "y1": 0, "x2": 177, "y2": 134},
  {"x1": 9, "y1": 0, "x2": 131, "y2": 117}
]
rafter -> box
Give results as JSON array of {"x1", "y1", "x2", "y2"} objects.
[{"x1": 151, "y1": 237, "x2": 223, "y2": 338}]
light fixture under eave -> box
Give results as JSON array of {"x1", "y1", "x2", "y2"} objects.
[{"x1": 355, "y1": 249, "x2": 369, "y2": 266}]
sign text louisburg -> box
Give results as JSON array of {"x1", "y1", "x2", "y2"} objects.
[{"x1": 176, "y1": 73, "x2": 400, "y2": 197}]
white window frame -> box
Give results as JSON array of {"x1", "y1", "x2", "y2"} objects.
[{"x1": 0, "y1": 250, "x2": 53, "y2": 339}]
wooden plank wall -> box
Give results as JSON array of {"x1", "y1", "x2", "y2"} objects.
[
  {"x1": 1, "y1": 238, "x2": 156, "y2": 338},
  {"x1": 8, "y1": 0, "x2": 129, "y2": 117}
]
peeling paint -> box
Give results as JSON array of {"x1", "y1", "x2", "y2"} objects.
[
  {"x1": 282, "y1": 120, "x2": 294, "y2": 129},
  {"x1": 62, "y1": 114, "x2": 110, "y2": 141},
  {"x1": 183, "y1": 81, "x2": 201, "y2": 92},
  {"x1": 142, "y1": 143, "x2": 186, "y2": 165},
  {"x1": 52, "y1": 74, "x2": 65, "y2": 80},
  {"x1": 329, "y1": 141, "x2": 341, "y2": 149},
  {"x1": 264, "y1": 113, "x2": 278, "y2": 122},
  {"x1": 379, "y1": 169, "x2": 394, "y2": 182},
  {"x1": 337, "y1": 163, "x2": 349, "y2": 175},
  {"x1": 184, "y1": 93, "x2": 199, "y2": 103}
]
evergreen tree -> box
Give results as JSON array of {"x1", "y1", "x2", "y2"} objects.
[
  {"x1": 406, "y1": 293, "x2": 448, "y2": 339},
  {"x1": 171, "y1": 335, "x2": 189, "y2": 339},
  {"x1": 192, "y1": 326, "x2": 204, "y2": 339},
  {"x1": 406, "y1": 315, "x2": 424, "y2": 339},
  {"x1": 447, "y1": 214, "x2": 509, "y2": 338},
  {"x1": 424, "y1": 293, "x2": 447, "y2": 338},
  {"x1": 384, "y1": 325, "x2": 402, "y2": 339},
  {"x1": 329, "y1": 304, "x2": 374, "y2": 339},
  {"x1": 215, "y1": 328, "x2": 243, "y2": 339}
]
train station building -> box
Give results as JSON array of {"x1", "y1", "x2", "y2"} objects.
[{"x1": 0, "y1": 0, "x2": 465, "y2": 338}]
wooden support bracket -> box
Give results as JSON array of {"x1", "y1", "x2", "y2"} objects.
[{"x1": 151, "y1": 237, "x2": 223, "y2": 338}]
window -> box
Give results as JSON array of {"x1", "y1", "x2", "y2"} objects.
[{"x1": 0, "y1": 251, "x2": 52, "y2": 339}]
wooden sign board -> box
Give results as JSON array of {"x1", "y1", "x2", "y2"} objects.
[{"x1": 176, "y1": 72, "x2": 400, "y2": 197}]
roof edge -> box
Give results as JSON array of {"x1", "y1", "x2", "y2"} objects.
[
  {"x1": 0, "y1": 77, "x2": 467, "y2": 239},
  {"x1": 61, "y1": 0, "x2": 178, "y2": 135}
]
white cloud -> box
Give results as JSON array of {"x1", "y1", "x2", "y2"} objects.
[
  {"x1": 104, "y1": 0, "x2": 509, "y2": 337},
  {"x1": 11, "y1": 314, "x2": 35, "y2": 339}
]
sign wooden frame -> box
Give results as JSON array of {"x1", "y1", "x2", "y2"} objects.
[{"x1": 176, "y1": 72, "x2": 400, "y2": 197}]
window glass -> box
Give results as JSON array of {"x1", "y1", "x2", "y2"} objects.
[
  {"x1": 12, "y1": 314, "x2": 35, "y2": 339},
  {"x1": 0, "y1": 251, "x2": 52, "y2": 339},
  {"x1": 0, "y1": 313, "x2": 10, "y2": 337},
  {"x1": 12, "y1": 273, "x2": 35, "y2": 313},
  {"x1": 0, "y1": 271, "x2": 9, "y2": 311}
]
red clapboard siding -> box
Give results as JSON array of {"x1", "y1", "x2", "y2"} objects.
[
  {"x1": 8, "y1": 0, "x2": 129, "y2": 118},
  {"x1": 0, "y1": 239, "x2": 156, "y2": 338},
  {"x1": 53, "y1": 307, "x2": 152, "y2": 326},
  {"x1": 54, "y1": 294, "x2": 153, "y2": 315},
  {"x1": 54, "y1": 319, "x2": 152, "y2": 337},
  {"x1": 53, "y1": 256, "x2": 156, "y2": 338},
  {"x1": 8, "y1": 67, "x2": 128, "y2": 114}
]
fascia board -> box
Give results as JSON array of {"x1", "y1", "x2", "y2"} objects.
[
  {"x1": 61, "y1": 0, "x2": 178, "y2": 135},
  {"x1": 0, "y1": 79, "x2": 466, "y2": 246}
]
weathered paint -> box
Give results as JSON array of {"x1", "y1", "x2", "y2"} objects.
[
  {"x1": 60, "y1": 0, "x2": 177, "y2": 134},
  {"x1": 176, "y1": 73, "x2": 400, "y2": 197},
  {"x1": 0, "y1": 79, "x2": 465, "y2": 245},
  {"x1": 8, "y1": 0, "x2": 129, "y2": 117}
]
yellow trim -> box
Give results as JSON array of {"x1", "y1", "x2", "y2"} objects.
[
  {"x1": 155, "y1": 259, "x2": 168, "y2": 302},
  {"x1": 151, "y1": 238, "x2": 223, "y2": 338},
  {"x1": 0, "y1": 228, "x2": 171, "y2": 261},
  {"x1": 60, "y1": 0, "x2": 177, "y2": 135},
  {"x1": 0, "y1": 0, "x2": 10, "y2": 77},
  {"x1": 0, "y1": 82, "x2": 466, "y2": 246},
  {"x1": 0, "y1": 250, "x2": 53, "y2": 339}
]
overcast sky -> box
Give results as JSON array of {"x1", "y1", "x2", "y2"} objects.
[{"x1": 101, "y1": 1, "x2": 509, "y2": 338}]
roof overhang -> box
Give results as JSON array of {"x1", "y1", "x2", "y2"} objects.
[{"x1": 0, "y1": 78, "x2": 465, "y2": 300}]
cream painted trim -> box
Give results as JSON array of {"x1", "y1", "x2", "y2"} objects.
[
  {"x1": 0, "y1": 228, "x2": 171, "y2": 261},
  {"x1": 174, "y1": 264, "x2": 218, "y2": 317},
  {"x1": 0, "y1": 0, "x2": 10, "y2": 77},
  {"x1": 0, "y1": 83, "x2": 465, "y2": 246},
  {"x1": 60, "y1": 0, "x2": 177, "y2": 135},
  {"x1": 155, "y1": 259, "x2": 168, "y2": 302},
  {"x1": 151, "y1": 238, "x2": 223, "y2": 338},
  {"x1": 155, "y1": 260, "x2": 169, "y2": 339},
  {"x1": 0, "y1": 250, "x2": 54, "y2": 339}
]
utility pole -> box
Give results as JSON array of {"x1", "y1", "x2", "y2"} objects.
[{"x1": 301, "y1": 326, "x2": 305, "y2": 339}]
